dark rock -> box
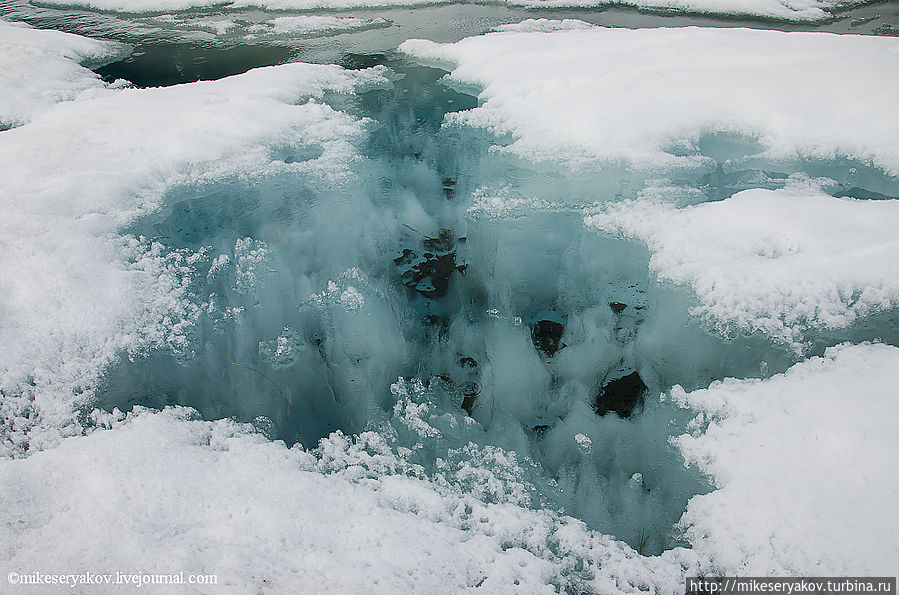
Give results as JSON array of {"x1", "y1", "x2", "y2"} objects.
[
  {"x1": 441, "y1": 177, "x2": 456, "y2": 200},
  {"x1": 395, "y1": 229, "x2": 467, "y2": 298},
  {"x1": 531, "y1": 320, "x2": 565, "y2": 356},
  {"x1": 609, "y1": 301, "x2": 628, "y2": 314},
  {"x1": 593, "y1": 371, "x2": 647, "y2": 418},
  {"x1": 460, "y1": 381, "x2": 479, "y2": 416},
  {"x1": 533, "y1": 424, "x2": 550, "y2": 435},
  {"x1": 458, "y1": 356, "x2": 478, "y2": 369}
]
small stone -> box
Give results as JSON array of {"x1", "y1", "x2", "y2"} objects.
[
  {"x1": 593, "y1": 371, "x2": 647, "y2": 418},
  {"x1": 609, "y1": 301, "x2": 627, "y2": 314},
  {"x1": 531, "y1": 319, "x2": 565, "y2": 356}
]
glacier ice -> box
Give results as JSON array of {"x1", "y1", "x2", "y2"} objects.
[{"x1": 1, "y1": 10, "x2": 898, "y2": 592}]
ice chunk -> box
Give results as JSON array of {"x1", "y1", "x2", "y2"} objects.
[
  {"x1": 670, "y1": 342, "x2": 899, "y2": 574},
  {"x1": 0, "y1": 20, "x2": 130, "y2": 128},
  {"x1": 585, "y1": 181, "x2": 899, "y2": 347},
  {"x1": 401, "y1": 27, "x2": 899, "y2": 174}
]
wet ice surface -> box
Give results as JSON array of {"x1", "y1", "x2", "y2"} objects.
[{"x1": 1, "y1": 1, "x2": 898, "y2": 589}]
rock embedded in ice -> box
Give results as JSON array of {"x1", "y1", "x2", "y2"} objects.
[
  {"x1": 531, "y1": 319, "x2": 566, "y2": 356},
  {"x1": 593, "y1": 371, "x2": 647, "y2": 418},
  {"x1": 401, "y1": 26, "x2": 899, "y2": 174}
]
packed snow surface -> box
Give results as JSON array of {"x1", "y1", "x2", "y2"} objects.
[
  {"x1": 1, "y1": 344, "x2": 894, "y2": 588},
  {"x1": 36, "y1": 0, "x2": 872, "y2": 21},
  {"x1": 0, "y1": 407, "x2": 697, "y2": 594},
  {"x1": 585, "y1": 181, "x2": 899, "y2": 346},
  {"x1": 671, "y1": 342, "x2": 899, "y2": 575},
  {"x1": 0, "y1": 32, "x2": 387, "y2": 453},
  {"x1": 401, "y1": 26, "x2": 899, "y2": 173},
  {"x1": 0, "y1": 20, "x2": 129, "y2": 128}
]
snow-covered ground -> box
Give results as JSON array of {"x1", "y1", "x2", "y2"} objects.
[
  {"x1": 585, "y1": 180, "x2": 899, "y2": 347},
  {"x1": 1, "y1": 11, "x2": 897, "y2": 594},
  {"x1": 0, "y1": 21, "x2": 129, "y2": 128},
  {"x1": 400, "y1": 24, "x2": 899, "y2": 173}
]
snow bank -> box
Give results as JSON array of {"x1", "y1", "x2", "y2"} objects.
[
  {"x1": 670, "y1": 342, "x2": 899, "y2": 574},
  {"x1": 37, "y1": 0, "x2": 871, "y2": 21},
  {"x1": 584, "y1": 180, "x2": 899, "y2": 346},
  {"x1": 0, "y1": 34, "x2": 388, "y2": 454},
  {"x1": 0, "y1": 406, "x2": 694, "y2": 593},
  {"x1": 0, "y1": 20, "x2": 129, "y2": 128},
  {"x1": 400, "y1": 26, "x2": 899, "y2": 174}
]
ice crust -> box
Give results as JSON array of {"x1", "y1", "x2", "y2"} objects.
[
  {"x1": 671, "y1": 342, "x2": 899, "y2": 575},
  {"x1": 36, "y1": 0, "x2": 872, "y2": 21},
  {"x1": 585, "y1": 181, "x2": 899, "y2": 347},
  {"x1": 0, "y1": 20, "x2": 130, "y2": 128},
  {"x1": 400, "y1": 26, "x2": 899, "y2": 174},
  {"x1": 0, "y1": 29, "x2": 388, "y2": 453}
]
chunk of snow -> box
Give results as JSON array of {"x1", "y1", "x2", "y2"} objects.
[
  {"x1": 585, "y1": 181, "x2": 899, "y2": 346},
  {"x1": 0, "y1": 20, "x2": 130, "y2": 128},
  {"x1": 670, "y1": 342, "x2": 899, "y2": 574},
  {"x1": 401, "y1": 26, "x2": 899, "y2": 174}
]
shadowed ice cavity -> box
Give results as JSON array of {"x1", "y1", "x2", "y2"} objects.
[{"x1": 93, "y1": 56, "x2": 898, "y2": 555}]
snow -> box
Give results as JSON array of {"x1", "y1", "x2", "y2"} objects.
[
  {"x1": 0, "y1": 406, "x2": 695, "y2": 593},
  {"x1": 584, "y1": 179, "x2": 899, "y2": 347},
  {"x1": 0, "y1": 29, "x2": 389, "y2": 454},
  {"x1": 400, "y1": 26, "x2": 899, "y2": 174},
  {"x1": 36, "y1": 0, "x2": 872, "y2": 21},
  {"x1": 670, "y1": 342, "x2": 899, "y2": 575},
  {"x1": 0, "y1": 20, "x2": 130, "y2": 129}
]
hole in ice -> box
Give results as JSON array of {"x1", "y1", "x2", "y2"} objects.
[{"x1": 89, "y1": 54, "x2": 898, "y2": 556}]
